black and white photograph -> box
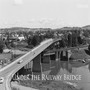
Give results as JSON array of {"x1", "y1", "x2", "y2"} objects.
[{"x1": 0, "y1": 0, "x2": 90, "y2": 90}]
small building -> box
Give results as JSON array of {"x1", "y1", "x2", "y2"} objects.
[{"x1": 18, "y1": 36, "x2": 25, "y2": 41}]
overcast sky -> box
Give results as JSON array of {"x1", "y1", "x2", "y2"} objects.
[{"x1": 0, "y1": 0, "x2": 89, "y2": 28}]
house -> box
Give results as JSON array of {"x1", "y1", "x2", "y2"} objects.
[{"x1": 18, "y1": 36, "x2": 25, "y2": 41}]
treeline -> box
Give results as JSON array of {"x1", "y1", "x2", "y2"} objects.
[{"x1": 0, "y1": 28, "x2": 90, "y2": 53}]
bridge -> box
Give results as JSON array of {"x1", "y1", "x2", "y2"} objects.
[
  {"x1": 0, "y1": 38, "x2": 89, "y2": 90},
  {"x1": 0, "y1": 38, "x2": 59, "y2": 90}
]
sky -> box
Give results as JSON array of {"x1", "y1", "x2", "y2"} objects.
[{"x1": 0, "y1": 0, "x2": 90, "y2": 28}]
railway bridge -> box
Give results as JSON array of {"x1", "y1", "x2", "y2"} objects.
[{"x1": 0, "y1": 38, "x2": 88, "y2": 90}]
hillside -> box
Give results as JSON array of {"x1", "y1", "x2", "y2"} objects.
[
  {"x1": 0, "y1": 27, "x2": 52, "y2": 33},
  {"x1": 82, "y1": 25, "x2": 90, "y2": 30},
  {"x1": 0, "y1": 25, "x2": 90, "y2": 33}
]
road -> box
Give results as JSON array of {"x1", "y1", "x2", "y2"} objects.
[{"x1": 0, "y1": 39, "x2": 54, "y2": 90}]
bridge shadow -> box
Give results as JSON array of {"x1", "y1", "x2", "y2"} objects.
[{"x1": 85, "y1": 49, "x2": 90, "y2": 55}]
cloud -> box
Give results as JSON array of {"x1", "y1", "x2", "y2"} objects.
[
  {"x1": 77, "y1": 4, "x2": 89, "y2": 8},
  {"x1": 28, "y1": 18, "x2": 55, "y2": 24},
  {"x1": 27, "y1": 18, "x2": 65, "y2": 28},
  {"x1": 38, "y1": 18, "x2": 55, "y2": 24},
  {"x1": 14, "y1": 0, "x2": 23, "y2": 5}
]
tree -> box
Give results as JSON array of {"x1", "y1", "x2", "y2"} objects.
[
  {"x1": 0, "y1": 39, "x2": 4, "y2": 53},
  {"x1": 31, "y1": 35, "x2": 40, "y2": 47},
  {"x1": 77, "y1": 36, "x2": 83, "y2": 45},
  {"x1": 88, "y1": 45, "x2": 90, "y2": 51},
  {"x1": 27, "y1": 36, "x2": 32, "y2": 46},
  {"x1": 68, "y1": 32, "x2": 72, "y2": 47}
]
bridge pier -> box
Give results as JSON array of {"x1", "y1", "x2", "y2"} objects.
[
  {"x1": 60, "y1": 51, "x2": 68, "y2": 61},
  {"x1": 32, "y1": 54, "x2": 42, "y2": 77}
]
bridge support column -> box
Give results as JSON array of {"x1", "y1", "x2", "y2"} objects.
[
  {"x1": 67, "y1": 50, "x2": 72, "y2": 73},
  {"x1": 49, "y1": 52, "x2": 56, "y2": 68},
  {"x1": 60, "y1": 51, "x2": 68, "y2": 61},
  {"x1": 56, "y1": 51, "x2": 61, "y2": 69},
  {"x1": 56, "y1": 51, "x2": 58, "y2": 61},
  {"x1": 32, "y1": 54, "x2": 42, "y2": 77},
  {"x1": 41, "y1": 52, "x2": 50, "y2": 72},
  {"x1": 41, "y1": 54, "x2": 50, "y2": 64}
]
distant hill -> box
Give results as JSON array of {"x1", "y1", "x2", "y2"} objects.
[
  {"x1": 82, "y1": 25, "x2": 90, "y2": 30},
  {"x1": 53, "y1": 27, "x2": 72, "y2": 31},
  {"x1": 0, "y1": 27, "x2": 30, "y2": 33},
  {"x1": 54, "y1": 26, "x2": 82, "y2": 31},
  {"x1": 0, "y1": 25, "x2": 90, "y2": 33},
  {"x1": 0, "y1": 27, "x2": 52, "y2": 33},
  {"x1": 60, "y1": 27, "x2": 73, "y2": 30}
]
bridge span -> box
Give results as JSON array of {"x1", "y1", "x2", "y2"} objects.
[{"x1": 0, "y1": 38, "x2": 58, "y2": 90}]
